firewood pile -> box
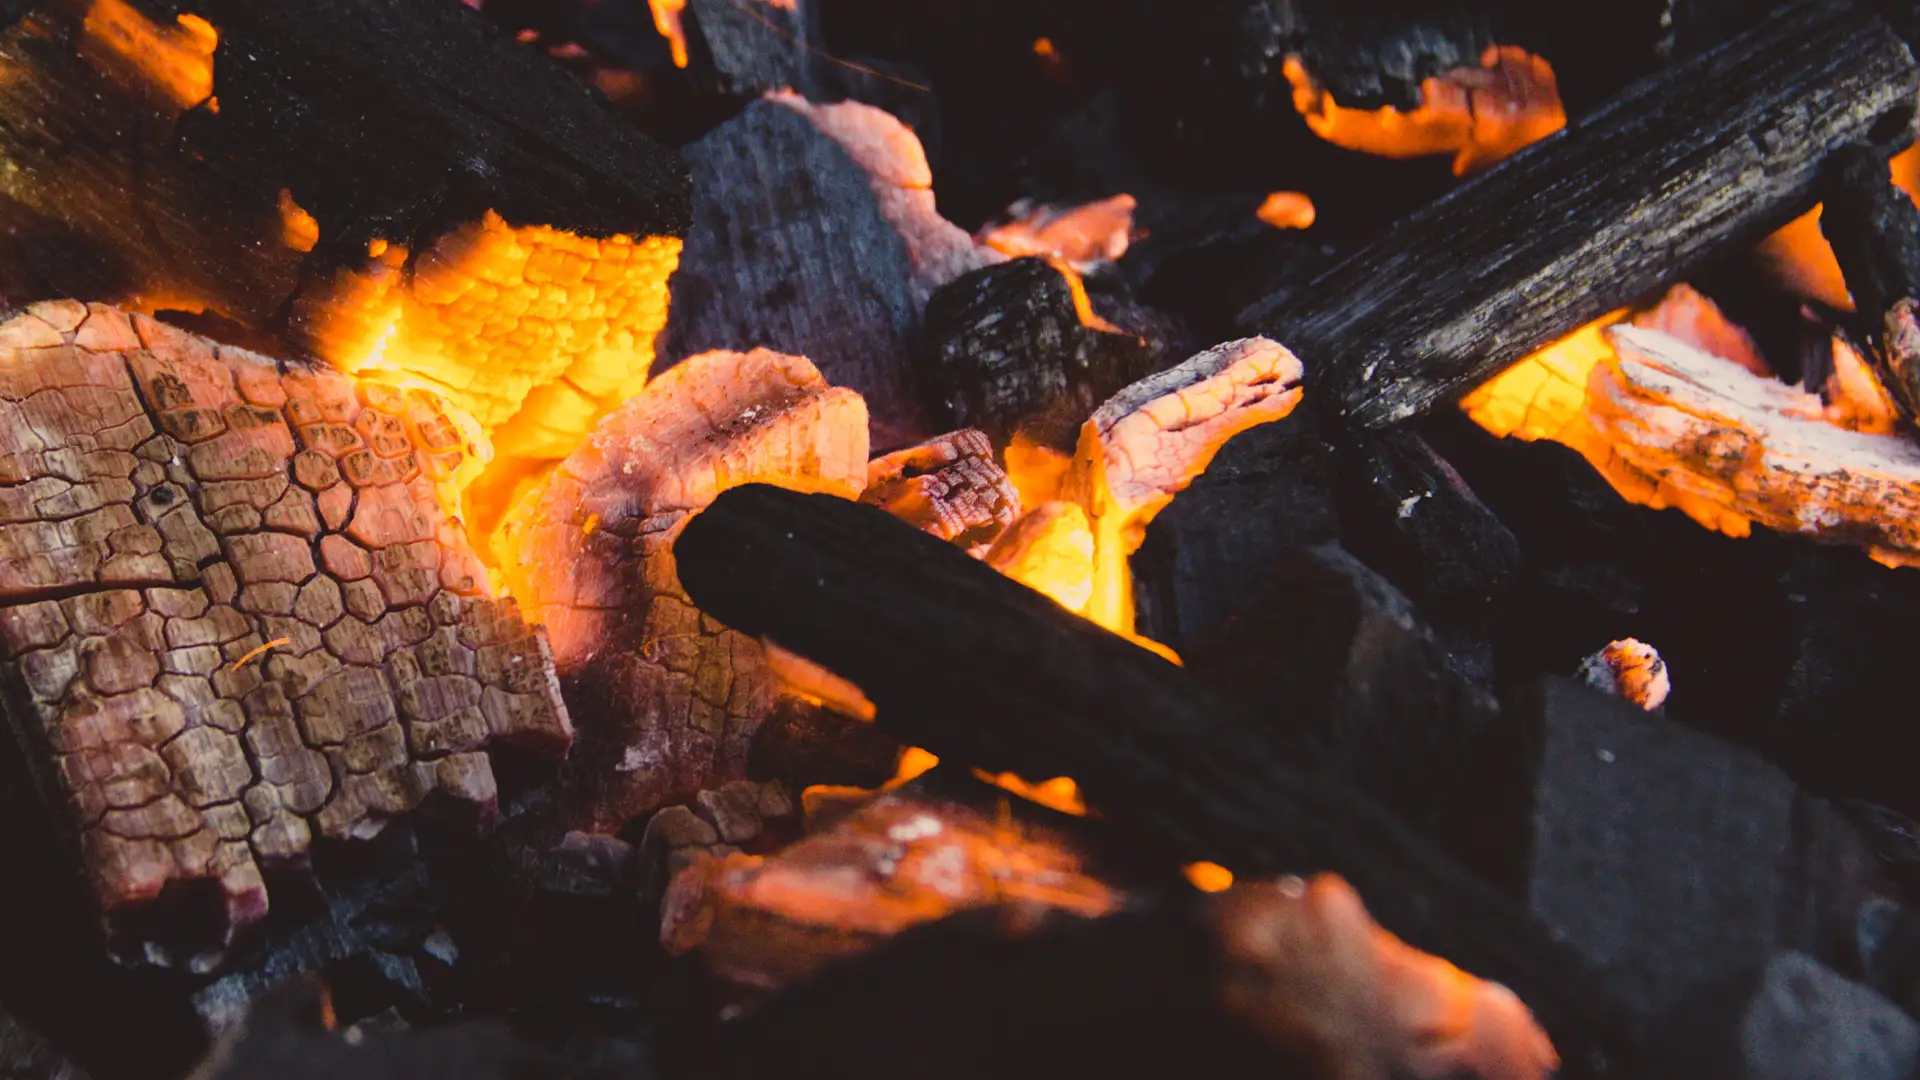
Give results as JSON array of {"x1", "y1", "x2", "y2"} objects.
[{"x1": 11, "y1": 1, "x2": 1920, "y2": 1079}]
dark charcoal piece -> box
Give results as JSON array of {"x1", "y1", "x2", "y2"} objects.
[
  {"x1": 0, "y1": 1003, "x2": 87, "y2": 1080},
  {"x1": 661, "y1": 99, "x2": 925, "y2": 447},
  {"x1": 1659, "y1": 952, "x2": 1919, "y2": 1080},
  {"x1": 1187, "y1": 544, "x2": 1500, "y2": 834},
  {"x1": 664, "y1": 904, "x2": 1286, "y2": 1080},
  {"x1": 192, "y1": 977, "x2": 633, "y2": 1080},
  {"x1": 1242, "y1": 0, "x2": 1920, "y2": 430},
  {"x1": 677, "y1": 0, "x2": 822, "y2": 97},
  {"x1": 919, "y1": 257, "x2": 1162, "y2": 450},
  {"x1": 1131, "y1": 410, "x2": 1340, "y2": 654},
  {"x1": 1331, "y1": 428, "x2": 1520, "y2": 669},
  {"x1": 1441, "y1": 677, "x2": 1887, "y2": 1041},
  {"x1": 1820, "y1": 144, "x2": 1920, "y2": 419},
  {"x1": 675, "y1": 484, "x2": 1640, "y2": 1076}
]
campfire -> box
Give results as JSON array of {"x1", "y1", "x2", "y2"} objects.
[{"x1": 6, "y1": 1, "x2": 1920, "y2": 1078}]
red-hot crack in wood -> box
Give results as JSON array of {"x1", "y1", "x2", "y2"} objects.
[
  {"x1": 1061, "y1": 337, "x2": 1305, "y2": 637},
  {"x1": 494, "y1": 348, "x2": 869, "y2": 834},
  {"x1": 860, "y1": 429, "x2": 1021, "y2": 553},
  {"x1": 1213, "y1": 874, "x2": 1557, "y2": 1080},
  {"x1": 768, "y1": 92, "x2": 1003, "y2": 306},
  {"x1": 1284, "y1": 46, "x2": 1566, "y2": 176},
  {"x1": 659, "y1": 788, "x2": 1121, "y2": 991},
  {"x1": 0, "y1": 303, "x2": 570, "y2": 966},
  {"x1": 983, "y1": 500, "x2": 1095, "y2": 613}
]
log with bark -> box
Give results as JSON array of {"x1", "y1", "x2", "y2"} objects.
[
  {"x1": 674, "y1": 483, "x2": 1640, "y2": 1075},
  {"x1": 0, "y1": 0, "x2": 690, "y2": 545},
  {"x1": 493, "y1": 347, "x2": 869, "y2": 835},
  {"x1": 1239, "y1": 0, "x2": 1920, "y2": 431},
  {"x1": 0, "y1": 304, "x2": 569, "y2": 969}
]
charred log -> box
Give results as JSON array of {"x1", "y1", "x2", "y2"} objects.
[
  {"x1": 1819, "y1": 145, "x2": 1920, "y2": 421},
  {"x1": 1242, "y1": 0, "x2": 1920, "y2": 430},
  {"x1": 0, "y1": 1001, "x2": 89, "y2": 1080},
  {"x1": 919, "y1": 257, "x2": 1165, "y2": 451},
  {"x1": 672, "y1": 0, "x2": 822, "y2": 98},
  {"x1": 676, "y1": 483, "x2": 1639, "y2": 1074}
]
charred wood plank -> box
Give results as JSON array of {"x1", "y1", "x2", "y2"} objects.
[
  {"x1": 1241, "y1": 0, "x2": 1920, "y2": 430},
  {"x1": 675, "y1": 483, "x2": 1639, "y2": 1074}
]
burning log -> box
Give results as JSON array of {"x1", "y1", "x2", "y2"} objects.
[
  {"x1": 1242, "y1": 0, "x2": 1920, "y2": 430},
  {"x1": 674, "y1": 483, "x2": 1642, "y2": 1073},
  {"x1": 493, "y1": 347, "x2": 868, "y2": 835},
  {"x1": 918, "y1": 257, "x2": 1165, "y2": 451},
  {"x1": 1819, "y1": 146, "x2": 1920, "y2": 422},
  {"x1": 661, "y1": 96, "x2": 993, "y2": 448},
  {"x1": 0, "y1": 0, "x2": 691, "y2": 541},
  {"x1": 859, "y1": 429, "x2": 1020, "y2": 551},
  {"x1": 1438, "y1": 677, "x2": 1887, "y2": 1041},
  {"x1": 0, "y1": 304, "x2": 568, "y2": 968},
  {"x1": 682, "y1": 874, "x2": 1559, "y2": 1080},
  {"x1": 660, "y1": 781, "x2": 1123, "y2": 993}
]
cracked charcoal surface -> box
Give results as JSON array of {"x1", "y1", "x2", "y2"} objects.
[
  {"x1": 498, "y1": 348, "x2": 868, "y2": 835},
  {"x1": 0, "y1": 303, "x2": 570, "y2": 968}
]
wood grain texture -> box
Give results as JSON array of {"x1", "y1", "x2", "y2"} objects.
[
  {"x1": 0, "y1": 304, "x2": 569, "y2": 969},
  {"x1": 1243, "y1": 0, "x2": 1920, "y2": 430}
]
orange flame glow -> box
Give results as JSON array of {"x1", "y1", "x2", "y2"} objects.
[
  {"x1": 648, "y1": 0, "x2": 690, "y2": 68},
  {"x1": 1757, "y1": 144, "x2": 1920, "y2": 312},
  {"x1": 1285, "y1": 46, "x2": 1565, "y2": 176},
  {"x1": 81, "y1": 0, "x2": 216, "y2": 112},
  {"x1": 1256, "y1": 191, "x2": 1316, "y2": 231}
]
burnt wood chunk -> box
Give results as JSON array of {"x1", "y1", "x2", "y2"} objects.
[
  {"x1": 861, "y1": 429, "x2": 1020, "y2": 549},
  {"x1": 674, "y1": 0, "x2": 820, "y2": 97},
  {"x1": 0, "y1": 305, "x2": 568, "y2": 969},
  {"x1": 495, "y1": 348, "x2": 868, "y2": 835},
  {"x1": 661, "y1": 100, "x2": 932, "y2": 447},
  {"x1": 919, "y1": 257, "x2": 1161, "y2": 450},
  {"x1": 1442, "y1": 677, "x2": 1886, "y2": 1040},
  {"x1": 675, "y1": 483, "x2": 1640, "y2": 1075},
  {"x1": 1186, "y1": 544, "x2": 1500, "y2": 833},
  {"x1": 1820, "y1": 145, "x2": 1920, "y2": 420},
  {"x1": 1130, "y1": 410, "x2": 1339, "y2": 654},
  {"x1": 0, "y1": 1003, "x2": 87, "y2": 1080},
  {"x1": 0, "y1": 0, "x2": 689, "y2": 493},
  {"x1": 1241, "y1": 0, "x2": 1920, "y2": 430}
]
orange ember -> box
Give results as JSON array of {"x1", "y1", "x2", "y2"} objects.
[
  {"x1": 81, "y1": 0, "x2": 216, "y2": 112},
  {"x1": 1256, "y1": 191, "x2": 1316, "y2": 231},
  {"x1": 1757, "y1": 144, "x2": 1920, "y2": 311},
  {"x1": 648, "y1": 0, "x2": 690, "y2": 68},
  {"x1": 1285, "y1": 46, "x2": 1565, "y2": 176},
  {"x1": 277, "y1": 190, "x2": 319, "y2": 254},
  {"x1": 1185, "y1": 861, "x2": 1234, "y2": 892},
  {"x1": 979, "y1": 195, "x2": 1137, "y2": 266}
]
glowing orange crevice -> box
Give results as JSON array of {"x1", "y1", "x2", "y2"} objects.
[
  {"x1": 1285, "y1": 46, "x2": 1565, "y2": 176},
  {"x1": 81, "y1": 0, "x2": 216, "y2": 112},
  {"x1": 1756, "y1": 143, "x2": 1920, "y2": 312}
]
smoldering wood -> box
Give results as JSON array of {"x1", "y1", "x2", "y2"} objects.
[
  {"x1": 677, "y1": 0, "x2": 821, "y2": 98},
  {"x1": 1240, "y1": 0, "x2": 1920, "y2": 431},
  {"x1": 1820, "y1": 145, "x2": 1920, "y2": 420},
  {"x1": 0, "y1": 0, "x2": 688, "y2": 332},
  {"x1": 675, "y1": 483, "x2": 1640, "y2": 1075}
]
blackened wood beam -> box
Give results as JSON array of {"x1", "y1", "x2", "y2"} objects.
[{"x1": 1241, "y1": 0, "x2": 1920, "y2": 431}]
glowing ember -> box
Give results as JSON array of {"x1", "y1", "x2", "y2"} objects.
[
  {"x1": 661, "y1": 789, "x2": 1120, "y2": 990},
  {"x1": 276, "y1": 190, "x2": 320, "y2": 255},
  {"x1": 980, "y1": 195, "x2": 1138, "y2": 267},
  {"x1": 983, "y1": 500, "x2": 1096, "y2": 612},
  {"x1": 80, "y1": 0, "x2": 216, "y2": 112},
  {"x1": 1256, "y1": 191, "x2": 1317, "y2": 231},
  {"x1": 1825, "y1": 334, "x2": 1901, "y2": 435},
  {"x1": 1460, "y1": 313, "x2": 1629, "y2": 444},
  {"x1": 1284, "y1": 46, "x2": 1565, "y2": 176},
  {"x1": 648, "y1": 0, "x2": 690, "y2": 68},
  {"x1": 1184, "y1": 861, "x2": 1234, "y2": 893},
  {"x1": 1576, "y1": 639, "x2": 1670, "y2": 711},
  {"x1": 1756, "y1": 144, "x2": 1920, "y2": 311},
  {"x1": 1063, "y1": 338, "x2": 1305, "y2": 638},
  {"x1": 1213, "y1": 874, "x2": 1558, "y2": 1080}
]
